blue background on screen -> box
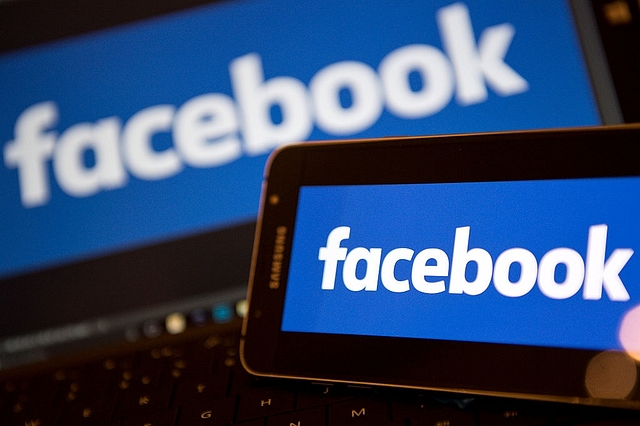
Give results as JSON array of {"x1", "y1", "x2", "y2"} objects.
[
  {"x1": 282, "y1": 179, "x2": 640, "y2": 351},
  {"x1": 0, "y1": 0, "x2": 599, "y2": 278}
]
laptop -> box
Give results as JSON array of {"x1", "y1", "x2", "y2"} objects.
[{"x1": 0, "y1": 0, "x2": 639, "y2": 424}]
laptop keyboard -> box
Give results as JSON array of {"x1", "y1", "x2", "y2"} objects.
[{"x1": 2, "y1": 320, "x2": 639, "y2": 426}]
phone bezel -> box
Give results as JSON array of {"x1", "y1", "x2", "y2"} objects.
[{"x1": 241, "y1": 126, "x2": 640, "y2": 409}]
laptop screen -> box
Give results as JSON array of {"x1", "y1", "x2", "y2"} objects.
[{"x1": 0, "y1": 0, "x2": 628, "y2": 367}]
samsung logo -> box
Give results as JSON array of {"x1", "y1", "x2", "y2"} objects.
[{"x1": 270, "y1": 226, "x2": 288, "y2": 289}]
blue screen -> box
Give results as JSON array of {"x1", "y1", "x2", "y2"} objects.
[
  {"x1": 0, "y1": 0, "x2": 599, "y2": 278},
  {"x1": 282, "y1": 178, "x2": 640, "y2": 352}
]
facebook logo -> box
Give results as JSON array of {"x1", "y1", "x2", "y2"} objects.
[
  {"x1": 318, "y1": 224, "x2": 632, "y2": 301},
  {"x1": 3, "y1": 3, "x2": 528, "y2": 208},
  {"x1": 282, "y1": 179, "x2": 640, "y2": 352}
]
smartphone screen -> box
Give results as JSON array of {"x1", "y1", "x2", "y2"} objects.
[
  {"x1": 283, "y1": 179, "x2": 639, "y2": 353},
  {"x1": 242, "y1": 127, "x2": 640, "y2": 409}
]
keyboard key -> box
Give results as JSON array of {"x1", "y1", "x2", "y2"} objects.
[
  {"x1": 410, "y1": 408, "x2": 476, "y2": 426},
  {"x1": 173, "y1": 371, "x2": 230, "y2": 406},
  {"x1": 267, "y1": 405, "x2": 327, "y2": 426},
  {"x1": 129, "y1": 356, "x2": 167, "y2": 388},
  {"x1": 178, "y1": 396, "x2": 236, "y2": 426},
  {"x1": 6, "y1": 405, "x2": 62, "y2": 426},
  {"x1": 328, "y1": 397, "x2": 390, "y2": 426},
  {"x1": 296, "y1": 384, "x2": 353, "y2": 410},
  {"x1": 61, "y1": 394, "x2": 117, "y2": 425},
  {"x1": 476, "y1": 406, "x2": 548, "y2": 425},
  {"x1": 392, "y1": 395, "x2": 444, "y2": 421},
  {"x1": 122, "y1": 408, "x2": 178, "y2": 426},
  {"x1": 236, "y1": 388, "x2": 296, "y2": 421},
  {"x1": 117, "y1": 385, "x2": 173, "y2": 419}
]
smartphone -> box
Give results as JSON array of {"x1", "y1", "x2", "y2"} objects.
[{"x1": 241, "y1": 126, "x2": 640, "y2": 409}]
